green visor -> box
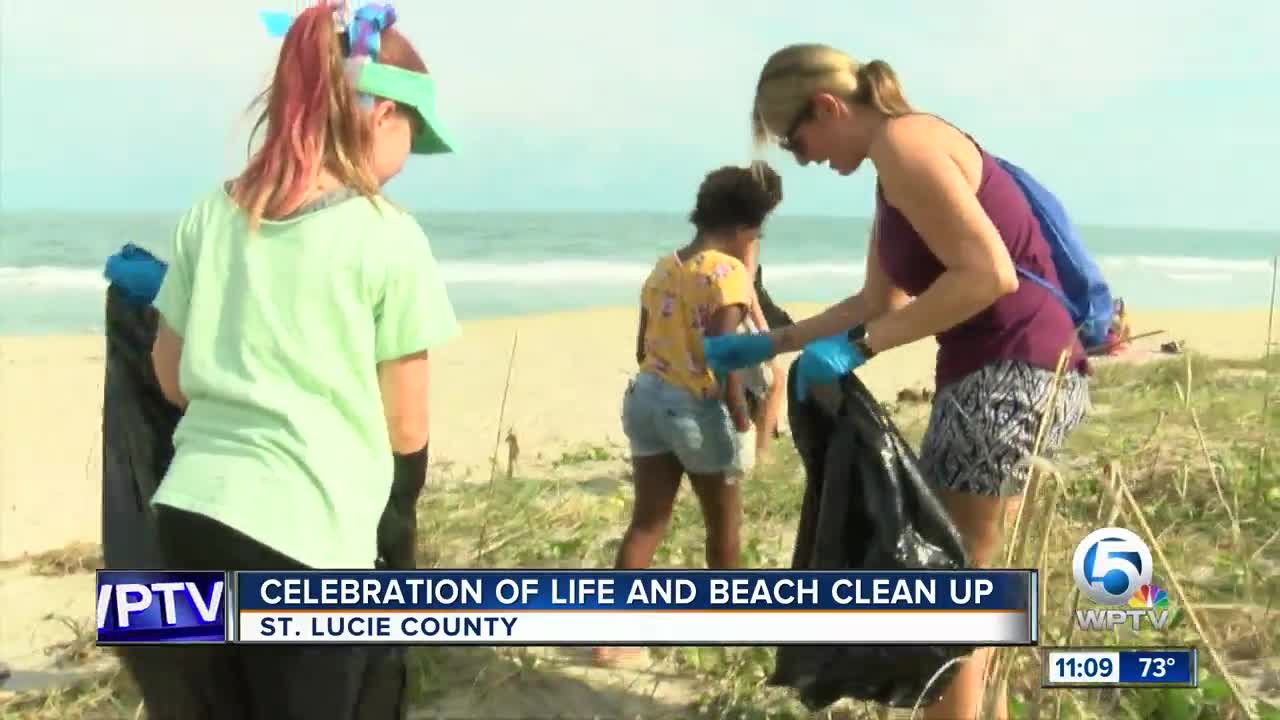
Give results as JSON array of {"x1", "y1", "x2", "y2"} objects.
[{"x1": 354, "y1": 62, "x2": 457, "y2": 155}]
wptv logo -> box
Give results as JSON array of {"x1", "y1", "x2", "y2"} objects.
[
  {"x1": 96, "y1": 571, "x2": 227, "y2": 644},
  {"x1": 1072, "y1": 527, "x2": 1173, "y2": 632}
]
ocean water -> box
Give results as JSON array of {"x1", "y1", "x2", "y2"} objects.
[{"x1": 1, "y1": 210, "x2": 1278, "y2": 336}]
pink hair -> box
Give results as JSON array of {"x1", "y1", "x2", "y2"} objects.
[{"x1": 232, "y1": 3, "x2": 428, "y2": 226}]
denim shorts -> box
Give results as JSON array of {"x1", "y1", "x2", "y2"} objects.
[{"x1": 622, "y1": 372, "x2": 742, "y2": 476}]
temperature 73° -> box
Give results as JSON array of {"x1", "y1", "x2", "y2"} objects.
[{"x1": 1138, "y1": 656, "x2": 1175, "y2": 678}]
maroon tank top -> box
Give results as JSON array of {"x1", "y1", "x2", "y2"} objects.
[{"x1": 875, "y1": 139, "x2": 1088, "y2": 389}]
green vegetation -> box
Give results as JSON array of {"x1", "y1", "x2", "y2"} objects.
[{"x1": 4, "y1": 353, "x2": 1278, "y2": 719}]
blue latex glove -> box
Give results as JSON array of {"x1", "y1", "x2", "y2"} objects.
[
  {"x1": 794, "y1": 334, "x2": 868, "y2": 401},
  {"x1": 104, "y1": 244, "x2": 168, "y2": 307},
  {"x1": 703, "y1": 332, "x2": 777, "y2": 375}
]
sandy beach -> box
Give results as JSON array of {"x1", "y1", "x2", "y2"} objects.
[
  {"x1": 0, "y1": 303, "x2": 1275, "y2": 681},
  {"x1": 1, "y1": 304, "x2": 1276, "y2": 564}
]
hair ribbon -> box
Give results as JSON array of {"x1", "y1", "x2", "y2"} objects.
[
  {"x1": 258, "y1": 3, "x2": 406, "y2": 111},
  {"x1": 258, "y1": 2, "x2": 346, "y2": 38},
  {"x1": 259, "y1": 10, "x2": 297, "y2": 38},
  {"x1": 258, "y1": 2, "x2": 396, "y2": 62},
  {"x1": 346, "y1": 4, "x2": 397, "y2": 61}
]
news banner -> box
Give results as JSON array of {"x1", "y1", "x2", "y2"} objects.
[
  {"x1": 99, "y1": 569, "x2": 1034, "y2": 645},
  {"x1": 95, "y1": 568, "x2": 1197, "y2": 690}
]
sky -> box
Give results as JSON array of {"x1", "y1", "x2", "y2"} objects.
[{"x1": 1, "y1": 1, "x2": 1277, "y2": 230}]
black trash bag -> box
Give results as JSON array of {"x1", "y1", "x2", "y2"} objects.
[
  {"x1": 767, "y1": 362, "x2": 972, "y2": 711},
  {"x1": 753, "y1": 265, "x2": 793, "y2": 330},
  {"x1": 102, "y1": 256, "x2": 182, "y2": 570},
  {"x1": 100, "y1": 244, "x2": 424, "y2": 572}
]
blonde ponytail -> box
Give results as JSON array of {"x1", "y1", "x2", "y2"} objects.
[
  {"x1": 853, "y1": 60, "x2": 912, "y2": 117},
  {"x1": 751, "y1": 45, "x2": 913, "y2": 147}
]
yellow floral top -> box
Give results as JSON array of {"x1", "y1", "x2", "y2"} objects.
[{"x1": 638, "y1": 250, "x2": 752, "y2": 399}]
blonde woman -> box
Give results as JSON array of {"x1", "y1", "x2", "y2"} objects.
[{"x1": 705, "y1": 44, "x2": 1088, "y2": 719}]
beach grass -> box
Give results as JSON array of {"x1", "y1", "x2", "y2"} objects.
[{"x1": 4, "y1": 352, "x2": 1279, "y2": 719}]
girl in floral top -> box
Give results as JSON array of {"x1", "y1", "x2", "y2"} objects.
[{"x1": 595, "y1": 164, "x2": 782, "y2": 666}]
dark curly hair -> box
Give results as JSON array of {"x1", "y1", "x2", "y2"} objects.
[{"x1": 688, "y1": 163, "x2": 783, "y2": 233}]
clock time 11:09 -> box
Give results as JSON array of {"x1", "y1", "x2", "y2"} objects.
[{"x1": 1048, "y1": 651, "x2": 1120, "y2": 684}]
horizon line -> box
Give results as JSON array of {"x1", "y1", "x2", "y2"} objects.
[{"x1": 0, "y1": 206, "x2": 1277, "y2": 237}]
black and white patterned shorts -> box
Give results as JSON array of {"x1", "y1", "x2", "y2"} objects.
[{"x1": 918, "y1": 360, "x2": 1089, "y2": 497}]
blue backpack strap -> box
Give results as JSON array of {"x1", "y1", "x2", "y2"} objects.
[{"x1": 1015, "y1": 266, "x2": 1081, "y2": 321}]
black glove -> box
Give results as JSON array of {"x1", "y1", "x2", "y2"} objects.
[{"x1": 375, "y1": 444, "x2": 428, "y2": 571}]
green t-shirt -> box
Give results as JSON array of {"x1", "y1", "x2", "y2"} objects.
[{"x1": 151, "y1": 187, "x2": 459, "y2": 569}]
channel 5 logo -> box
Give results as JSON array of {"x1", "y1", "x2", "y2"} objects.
[{"x1": 1071, "y1": 527, "x2": 1172, "y2": 632}]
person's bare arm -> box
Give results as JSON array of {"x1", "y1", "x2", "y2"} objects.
[
  {"x1": 751, "y1": 362, "x2": 786, "y2": 458},
  {"x1": 747, "y1": 293, "x2": 769, "y2": 334},
  {"x1": 745, "y1": 299, "x2": 783, "y2": 443},
  {"x1": 706, "y1": 304, "x2": 751, "y2": 432},
  {"x1": 862, "y1": 124, "x2": 1017, "y2": 355},
  {"x1": 151, "y1": 321, "x2": 188, "y2": 409},
  {"x1": 378, "y1": 351, "x2": 431, "y2": 453},
  {"x1": 743, "y1": 237, "x2": 761, "y2": 286},
  {"x1": 635, "y1": 308, "x2": 648, "y2": 365},
  {"x1": 770, "y1": 217, "x2": 909, "y2": 354}
]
